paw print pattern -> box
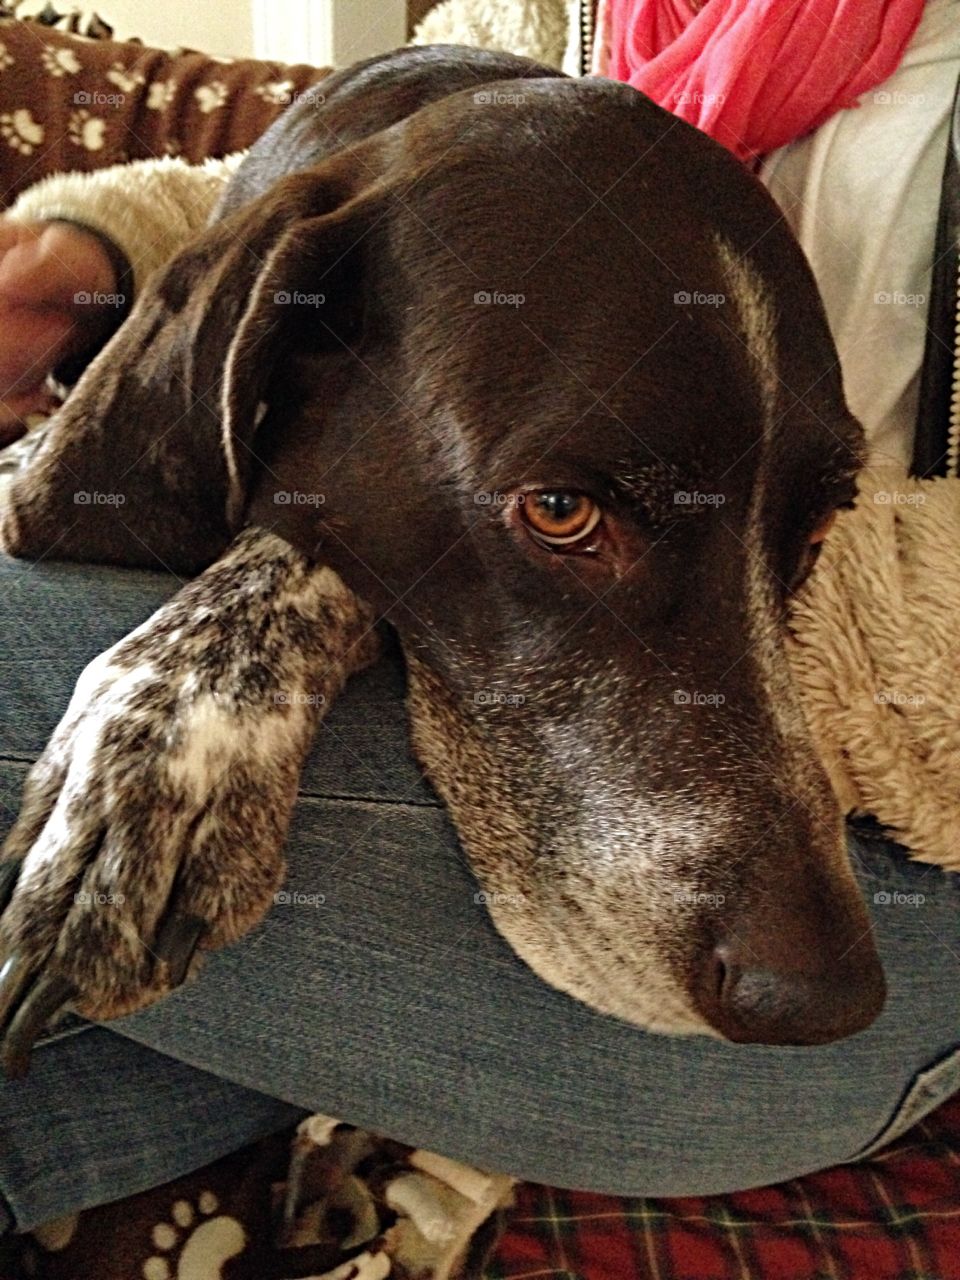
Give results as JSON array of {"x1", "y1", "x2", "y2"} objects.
[
  {"x1": 0, "y1": 40, "x2": 13, "y2": 72},
  {"x1": 255, "y1": 79, "x2": 294, "y2": 106},
  {"x1": 194, "y1": 80, "x2": 228, "y2": 114},
  {"x1": 40, "y1": 45, "x2": 81, "y2": 77},
  {"x1": 106, "y1": 63, "x2": 145, "y2": 93},
  {"x1": 143, "y1": 1192, "x2": 246, "y2": 1280},
  {"x1": 31, "y1": 1211, "x2": 80, "y2": 1252},
  {"x1": 68, "y1": 109, "x2": 106, "y2": 151},
  {"x1": 0, "y1": 109, "x2": 43, "y2": 155},
  {"x1": 147, "y1": 79, "x2": 176, "y2": 111}
]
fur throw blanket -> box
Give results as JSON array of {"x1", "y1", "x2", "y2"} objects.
[
  {"x1": 411, "y1": 0, "x2": 572, "y2": 69},
  {"x1": 788, "y1": 464, "x2": 960, "y2": 870}
]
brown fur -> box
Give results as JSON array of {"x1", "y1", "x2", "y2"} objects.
[{"x1": 0, "y1": 46, "x2": 886, "y2": 1064}]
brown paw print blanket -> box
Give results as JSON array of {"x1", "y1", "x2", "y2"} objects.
[
  {"x1": 1, "y1": 1116, "x2": 515, "y2": 1280},
  {"x1": 0, "y1": 15, "x2": 330, "y2": 202}
]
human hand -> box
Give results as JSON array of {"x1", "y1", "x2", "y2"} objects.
[{"x1": 0, "y1": 219, "x2": 120, "y2": 444}]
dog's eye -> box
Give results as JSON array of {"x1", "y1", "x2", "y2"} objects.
[{"x1": 521, "y1": 491, "x2": 601, "y2": 549}]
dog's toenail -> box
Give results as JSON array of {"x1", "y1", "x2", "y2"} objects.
[{"x1": 154, "y1": 913, "x2": 206, "y2": 985}]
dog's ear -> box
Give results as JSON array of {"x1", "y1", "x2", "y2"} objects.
[
  {"x1": 0, "y1": 148, "x2": 389, "y2": 574},
  {"x1": 215, "y1": 198, "x2": 374, "y2": 532}
]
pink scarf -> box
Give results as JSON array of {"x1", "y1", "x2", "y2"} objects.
[{"x1": 605, "y1": 0, "x2": 927, "y2": 161}]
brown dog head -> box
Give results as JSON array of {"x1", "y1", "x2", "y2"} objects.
[{"x1": 2, "y1": 53, "x2": 885, "y2": 1044}]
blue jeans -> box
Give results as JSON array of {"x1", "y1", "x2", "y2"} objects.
[{"x1": 1, "y1": 555, "x2": 959, "y2": 1233}]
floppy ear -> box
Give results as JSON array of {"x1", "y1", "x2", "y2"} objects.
[
  {"x1": 216, "y1": 195, "x2": 377, "y2": 532},
  {"x1": 0, "y1": 149, "x2": 389, "y2": 574}
]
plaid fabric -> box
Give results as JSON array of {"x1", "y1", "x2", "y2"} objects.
[{"x1": 489, "y1": 1094, "x2": 960, "y2": 1280}]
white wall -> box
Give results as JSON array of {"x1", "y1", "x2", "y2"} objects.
[
  {"x1": 253, "y1": 0, "x2": 406, "y2": 66},
  {"x1": 18, "y1": 0, "x2": 408, "y2": 63},
  {"x1": 19, "y1": 0, "x2": 254, "y2": 57}
]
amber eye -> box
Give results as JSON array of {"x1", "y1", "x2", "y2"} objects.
[{"x1": 521, "y1": 491, "x2": 601, "y2": 548}]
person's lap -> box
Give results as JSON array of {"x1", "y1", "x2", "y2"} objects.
[{"x1": 1, "y1": 554, "x2": 959, "y2": 1233}]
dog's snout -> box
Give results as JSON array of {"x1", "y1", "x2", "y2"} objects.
[{"x1": 696, "y1": 929, "x2": 886, "y2": 1046}]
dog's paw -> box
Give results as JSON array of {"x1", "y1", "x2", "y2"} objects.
[
  {"x1": 0, "y1": 532, "x2": 377, "y2": 1076},
  {"x1": 0, "y1": 648, "x2": 303, "y2": 1074}
]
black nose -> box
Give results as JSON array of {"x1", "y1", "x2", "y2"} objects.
[{"x1": 695, "y1": 934, "x2": 886, "y2": 1046}]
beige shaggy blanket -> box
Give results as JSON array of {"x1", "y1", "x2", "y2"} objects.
[
  {"x1": 788, "y1": 464, "x2": 960, "y2": 870},
  {"x1": 411, "y1": 0, "x2": 570, "y2": 70}
]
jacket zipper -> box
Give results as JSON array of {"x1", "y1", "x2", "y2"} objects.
[
  {"x1": 948, "y1": 253, "x2": 960, "y2": 477},
  {"x1": 580, "y1": 0, "x2": 595, "y2": 76}
]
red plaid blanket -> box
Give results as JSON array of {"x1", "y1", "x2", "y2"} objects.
[{"x1": 492, "y1": 1095, "x2": 960, "y2": 1280}]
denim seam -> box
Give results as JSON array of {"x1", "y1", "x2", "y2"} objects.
[{"x1": 0, "y1": 753, "x2": 440, "y2": 811}]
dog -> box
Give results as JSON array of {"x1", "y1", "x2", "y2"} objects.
[{"x1": 0, "y1": 45, "x2": 886, "y2": 1078}]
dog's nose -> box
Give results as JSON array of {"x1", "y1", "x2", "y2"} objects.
[{"x1": 695, "y1": 928, "x2": 886, "y2": 1046}]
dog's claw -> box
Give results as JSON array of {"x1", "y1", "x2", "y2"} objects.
[
  {"x1": 154, "y1": 912, "x2": 206, "y2": 985},
  {"x1": 0, "y1": 861, "x2": 21, "y2": 913},
  {"x1": 1, "y1": 973, "x2": 75, "y2": 1079},
  {"x1": 0, "y1": 950, "x2": 34, "y2": 1030}
]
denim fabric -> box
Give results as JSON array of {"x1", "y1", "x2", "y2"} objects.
[{"x1": 0, "y1": 555, "x2": 958, "y2": 1231}]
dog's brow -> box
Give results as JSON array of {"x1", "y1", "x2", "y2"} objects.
[{"x1": 611, "y1": 463, "x2": 716, "y2": 524}]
